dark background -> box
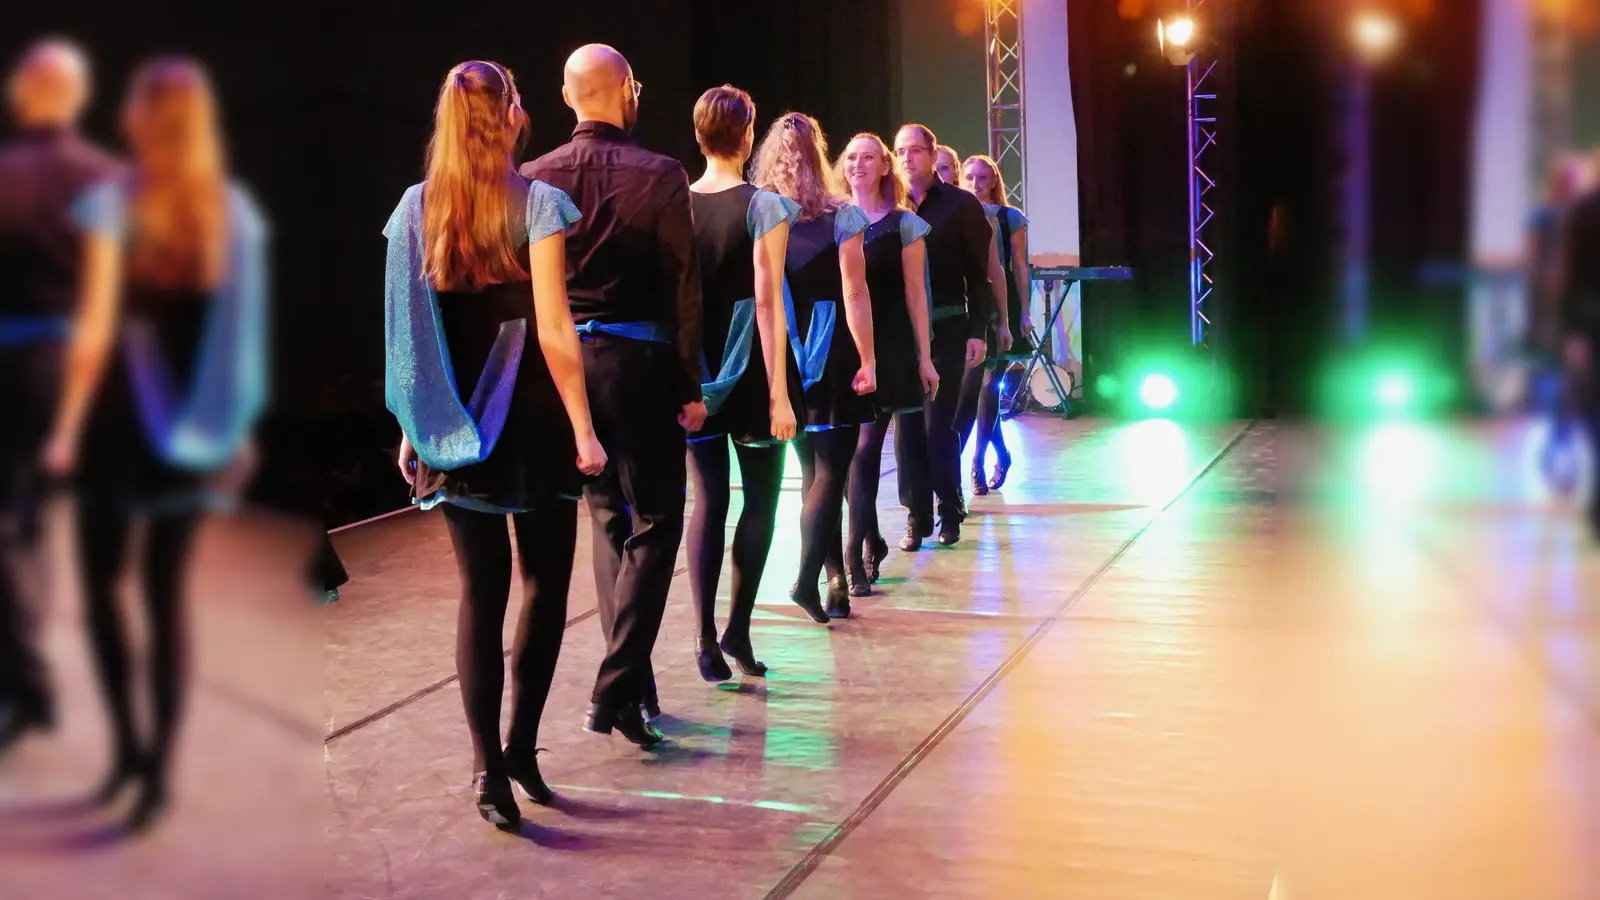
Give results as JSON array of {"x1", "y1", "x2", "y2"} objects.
[{"x1": 5, "y1": 0, "x2": 1483, "y2": 525}]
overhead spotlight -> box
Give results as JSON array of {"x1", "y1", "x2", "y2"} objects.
[
  {"x1": 1351, "y1": 9, "x2": 1400, "y2": 63},
  {"x1": 1158, "y1": 16, "x2": 1198, "y2": 66}
]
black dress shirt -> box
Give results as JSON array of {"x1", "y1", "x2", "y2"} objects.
[
  {"x1": 912, "y1": 177, "x2": 994, "y2": 339},
  {"x1": 521, "y1": 121, "x2": 703, "y2": 404},
  {"x1": 0, "y1": 126, "x2": 121, "y2": 319}
]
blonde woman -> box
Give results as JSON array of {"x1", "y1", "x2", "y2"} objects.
[
  {"x1": 383, "y1": 60, "x2": 603, "y2": 827},
  {"x1": 959, "y1": 153, "x2": 1031, "y2": 493},
  {"x1": 750, "y1": 112, "x2": 875, "y2": 621},
  {"x1": 42, "y1": 57, "x2": 267, "y2": 832}
]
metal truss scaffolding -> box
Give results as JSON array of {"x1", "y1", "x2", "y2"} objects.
[
  {"x1": 1185, "y1": 0, "x2": 1218, "y2": 348},
  {"x1": 985, "y1": 0, "x2": 1026, "y2": 213}
]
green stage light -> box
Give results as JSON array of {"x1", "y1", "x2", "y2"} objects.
[
  {"x1": 1374, "y1": 372, "x2": 1414, "y2": 411},
  {"x1": 1139, "y1": 374, "x2": 1179, "y2": 410}
]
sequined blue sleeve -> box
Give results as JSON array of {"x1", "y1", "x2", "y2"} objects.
[
  {"x1": 747, "y1": 189, "x2": 802, "y2": 241},
  {"x1": 70, "y1": 179, "x2": 126, "y2": 240},
  {"x1": 1007, "y1": 207, "x2": 1029, "y2": 231},
  {"x1": 834, "y1": 203, "x2": 869, "y2": 245},
  {"x1": 526, "y1": 180, "x2": 581, "y2": 244},
  {"x1": 899, "y1": 212, "x2": 931, "y2": 246}
]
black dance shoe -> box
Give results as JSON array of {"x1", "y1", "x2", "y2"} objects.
[
  {"x1": 863, "y1": 535, "x2": 889, "y2": 583},
  {"x1": 900, "y1": 519, "x2": 928, "y2": 552},
  {"x1": 826, "y1": 576, "x2": 852, "y2": 618},
  {"x1": 696, "y1": 633, "x2": 733, "y2": 683},
  {"x1": 718, "y1": 633, "x2": 768, "y2": 677},
  {"x1": 641, "y1": 682, "x2": 663, "y2": 722},
  {"x1": 504, "y1": 750, "x2": 554, "y2": 806},
  {"x1": 989, "y1": 449, "x2": 1012, "y2": 491},
  {"x1": 472, "y1": 773, "x2": 521, "y2": 828},
  {"x1": 125, "y1": 773, "x2": 170, "y2": 835},
  {"x1": 937, "y1": 517, "x2": 961, "y2": 546},
  {"x1": 971, "y1": 462, "x2": 990, "y2": 496},
  {"x1": 585, "y1": 702, "x2": 664, "y2": 747},
  {"x1": 94, "y1": 748, "x2": 145, "y2": 806},
  {"x1": 789, "y1": 582, "x2": 831, "y2": 624}
]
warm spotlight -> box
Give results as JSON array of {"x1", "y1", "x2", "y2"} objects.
[
  {"x1": 1352, "y1": 10, "x2": 1401, "y2": 62},
  {"x1": 1158, "y1": 16, "x2": 1198, "y2": 66}
]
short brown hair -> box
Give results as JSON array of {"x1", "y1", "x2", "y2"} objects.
[
  {"x1": 694, "y1": 84, "x2": 755, "y2": 158},
  {"x1": 897, "y1": 123, "x2": 936, "y2": 151}
]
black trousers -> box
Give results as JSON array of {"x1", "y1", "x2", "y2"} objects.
[
  {"x1": 581, "y1": 336, "x2": 687, "y2": 711},
  {"x1": 76, "y1": 502, "x2": 200, "y2": 787},
  {"x1": 441, "y1": 502, "x2": 576, "y2": 779},
  {"x1": 894, "y1": 319, "x2": 969, "y2": 527},
  {"x1": 0, "y1": 348, "x2": 59, "y2": 723}
]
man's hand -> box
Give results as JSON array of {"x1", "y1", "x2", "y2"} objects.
[
  {"x1": 964, "y1": 338, "x2": 988, "y2": 369},
  {"x1": 995, "y1": 326, "x2": 1014, "y2": 356},
  {"x1": 679, "y1": 401, "x2": 708, "y2": 433}
]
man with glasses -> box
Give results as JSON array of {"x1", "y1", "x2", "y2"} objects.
[
  {"x1": 890, "y1": 124, "x2": 997, "y2": 549},
  {"x1": 522, "y1": 44, "x2": 703, "y2": 747}
]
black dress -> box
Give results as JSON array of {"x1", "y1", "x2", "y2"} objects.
[
  {"x1": 861, "y1": 209, "x2": 931, "y2": 414},
  {"x1": 78, "y1": 283, "x2": 208, "y2": 511},
  {"x1": 784, "y1": 205, "x2": 875, "y2": 430},
  {"x1": 984, "y1": 203, "x2": 1034, "y2": 364},
  {"x1": 689, "y1": 184, "x2": 804, "y2": 445},
  {"x1": 433, "y1": 277, "x2": 585, "y2": 509}
]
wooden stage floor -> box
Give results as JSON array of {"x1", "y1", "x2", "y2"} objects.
[{"x1": 6, "y1": 416, "x2": 1600, "y2": 899}]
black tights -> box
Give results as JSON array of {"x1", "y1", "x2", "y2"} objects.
[
  {"x1": 441, "y1": 501, "x2": 576, "y2": 780},
  {"x1": 956, "y1": 365, "x2": 1010, "y2": 474},
  {"x1": 686, "y1": 438, "x2": 785, "y2": 645},
  {"x1": 822, "y1": 413, "x2": 894, "y2": 580},
  {"x1": 76, "y1": 504, "x2": 200, "y2": 791},
  {"x1": 795, "y1": 427, "x2": 858, "y2": 591}
]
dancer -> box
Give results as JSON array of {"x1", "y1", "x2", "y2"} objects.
[
  {"x1": 957, "y1": 154, "x2": 1030, "y2": 495},
  {"x1": 1560, "y1": 153, "x2": 1600, "y2": 541},
  {"x1": 385, "y1": 60, "x2": 604, "y2": 827},
  {"x1": 40, "y1": 57, "x2": 266, "y2": 832},
  {"x1": 825, "y1": 133, "x2": 936, "y2": 603},
  {"x1": 891, "y1": 124, "x2": 996, "y2": 548},
  {"x1": 750, "y1": 113, "x2": 875, "y2": 621},
  {"x1": 0, "y1": 39, "x2": 119, "y2": 757},
  {"x1": 935, "y1": 144, "x2": 960, "y2": 185},
  {"x1": 685, "y1": 85, "x2": 802, "y2": 679},
  {"x1": 523, "y1": 45, "x2": 703, "y2": 746}
]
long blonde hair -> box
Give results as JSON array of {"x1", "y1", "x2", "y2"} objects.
[
  {"x1": 749, "y1": 112, "x2": 845, "y2": 222},
  {"x1": 960, "y1": 154, "x2": 1011, "y2": 207},
  {"x1": 121, "y1": 57, "x2": 228, "y2": 291},
  {"x1": 422, "y1": 60, "x2": 530, "y2": 292},
  {"x1": 833, "y1": 132, "x2": 910, "y2": 211}
]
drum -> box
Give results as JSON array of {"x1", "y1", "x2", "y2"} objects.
[{"x1": 1028, "y1": 363, "x2": 1075, "y2": 408}]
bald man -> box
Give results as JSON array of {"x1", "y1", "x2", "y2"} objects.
[
  {"x1": 0, "y1": 38, "x2": 120, "y2": 755},
  {"x1": 522, "y1": 44, "x2": 702, "y2": 747}
]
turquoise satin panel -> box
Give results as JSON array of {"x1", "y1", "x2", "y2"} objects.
[
  {"x1": 700, "y1": 297, "x2": 757, "y2": 417},
  {"x1": 785, "y1": 286, "x2": 837, "y2": 392},
  {"x1": 119, "y1": 183, "x2": 270, "y2": 471}
]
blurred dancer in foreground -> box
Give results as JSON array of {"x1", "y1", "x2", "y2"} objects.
[
  {"x1": 0, "y1": 39, "x2": 119, "y2": 757},
  {"x1": 750, "y1": 112, "x2": 876, "y2": 621},
  {"x1": 827, "y1": 132, "x2": 936, "y2": 602},
  {"x1": 40, "y1": 57, "x2": 268, "y2": 832},
  {"x1": 523, "y1": 45, "x2": 703, "y2": 745},
  {"x1": 385, "y1": 61, "x2": 603, "y2": 827},
  {"x1": 957, "y1": 154, "x2": 1029, "y2": 496},
  {"x1": 1560, "y1": 154, "x2": 1600, "y2": 540},
  {"x1": 684, "y1": 85, "x2": 801, "y2": 679}
]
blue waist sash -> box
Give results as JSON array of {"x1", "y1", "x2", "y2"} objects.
[
  {"x1": 700, "y1": 298, "x2": 757, "y2": 417},
  {"x1": 384, "y1": 187, "x2": 524, "y2": 473},
  {"x1": 784, "y1": 285, "x2": 836, "y2": 392},
  {"x1": 0, "y1": 315, "x2": 70, "y2": 347},
  {"x1": 575, "y1": 319, "x2": 672, "y2": 343},
  {"x1": 123, "y1": 186, "x2": 268, "y2": 471}
]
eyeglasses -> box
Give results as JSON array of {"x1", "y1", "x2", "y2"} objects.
[
  {"x1": 629, "y1": 78, "x2": 643, "y2": 100},
  {"x1": 894, "y1": 145, "x2": 932, "y2": 158}
]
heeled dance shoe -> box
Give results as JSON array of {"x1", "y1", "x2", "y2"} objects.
[
  {"x1": 584, "y1": 702, "x2": 664, "y2": 747},
  {"x1": 472, "y1": 772, "x2": 521, "y2": 829},
  {"x1": 989, "y1": 448, "x2": 1012, "y2": 491},
  {"x1": 863, "y1": 535, "x2": 889, "y2": 584},
  {"x1": 789, "y1": 582, "x2": 831, "y2": 624},
  {"x1": 718, "y1": 633, "x2": 768, "y2": 677},
  {"x1": 696, "y1": 633, "x2": 733, "y2": 683},
  {"x1": 826, "y1": 576, "x2": 853, "y2": 618},
  {"x1": 504, "y1": 749, "x2": 554, "y2": 806},
  {"x1": 971, "y1": 462, "x2": 990, "y2": 496}
]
